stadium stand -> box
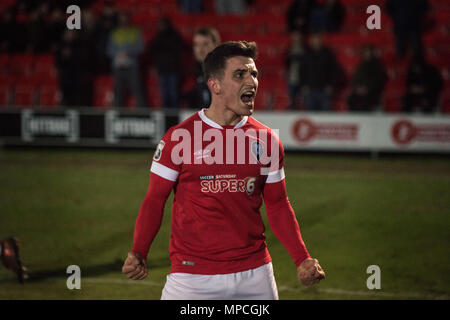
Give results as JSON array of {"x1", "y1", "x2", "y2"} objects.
[{"x1": 0, "y1": 0, "x2": 448, "y2": 112}]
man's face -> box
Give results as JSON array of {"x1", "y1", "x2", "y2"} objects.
[
  {"x1": 193, "y1": 34, "x2": 216, "y2": 62},
  {"x1": 216, "y1": 56, "x2": 258, "y2": 116}
]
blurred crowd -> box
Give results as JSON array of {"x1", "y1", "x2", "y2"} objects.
[{"x1": 0, "y1": 0, "x2": 446, "y2": 113}]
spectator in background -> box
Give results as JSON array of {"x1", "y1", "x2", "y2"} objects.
[
  {"x1": 285, "y1": 30, "x2": 307, "y2": 110},
  {"x1": 97, "y1": 0, "x2": 118, "y2": 74},
  {"x1": 11, "y1": 1, "x2": 29, "y2": 53},
  {"x1": 148, "y1": 17, "x2": 186, "y2": 109},
  {"x1": 27, "y1": 3, "x2": 49, "y2": 53},
  {"x1": 56, "y1": 30, "x2": 84, "y2": 107},
  {"x1": 402, "y1": 54, "x2": 443, "y2": 113},
  {"x1": 215, "y1": 0, "x2": 247, "y2": 15},
  {"x1": 301, "y1": 33, "x2": 339, "y2": 111},
  {"x1": 386, "y1": 0, "x2": 429, "y2": 59},
  {"x1": 287, "y1": 0, "x2": 316, "y2": 34},
  {"x1": 107, "y1": 11, "x2": 147, "y2": 108},
  {"x1": 0, "y1": 10, "x2": 19, "y2": 53},
  {"x1": 46, "y1": 7, "x2": 66, "y2": 53},
  {"x1": 183, "y1": 27, "x2": 221, "y2": 109},
  {"x1": 347, "y1": 45, "x2": 387, "y2": 112},
  {"x1": 78, "y1": 7, "x2": 100, "y2": 107},
  {"x1": 179, "y1": 0, "x2": 203, "y2": 13},
  {"x1": 309, "y1": 0, "x2": 345, "y2": 33}
]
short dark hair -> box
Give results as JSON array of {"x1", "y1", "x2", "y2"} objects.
[
  {"x1": 203, "y1": 41, "x2": 258, "y2": 80},
  {"x1": 194, "y1": 27, "x2": 221, "y2": 45}
]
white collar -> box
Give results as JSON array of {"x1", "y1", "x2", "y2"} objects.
[{"x1": 198, "y1": 108, "x2": 248, "y2": 129}]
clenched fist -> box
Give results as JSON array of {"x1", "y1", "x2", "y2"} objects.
[
  {"x1": 122, "y1": 251, "x2": 148, "y2": 280},
  {"x1": 297, "y1": 258, "x2": 325, "y2": 286}
]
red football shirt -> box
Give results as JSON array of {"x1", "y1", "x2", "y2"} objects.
[{"x1": 134, "y1": 109, "x2": 309, "y2": 274}]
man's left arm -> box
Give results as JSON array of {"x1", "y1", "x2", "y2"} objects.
[{"x1": 262, "y1": 173, "x2": 325, "y2": 286}]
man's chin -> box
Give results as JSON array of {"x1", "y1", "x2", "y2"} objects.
[{"x1": 240, "y1": 102, "x2": 254, "y2": 115}]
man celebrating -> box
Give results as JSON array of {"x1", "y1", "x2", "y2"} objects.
[{"x1": 122, "y1": 41, "x2": 325, "y2": 299}]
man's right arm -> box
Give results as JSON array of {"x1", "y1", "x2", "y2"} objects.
[
  {"x1": 131, "y1": 172, "x2": 175, "y2": 260},
  {"x1": 123, "y1": 171, "x2": 175, "y2": 280}
]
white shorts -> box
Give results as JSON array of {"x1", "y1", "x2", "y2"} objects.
[{"x1": 161, "y1": 262, "x2": 279, "y2": 300}]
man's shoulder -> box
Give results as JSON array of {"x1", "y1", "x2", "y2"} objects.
[
  {"x1": 247, "y1": 116, "x2": 274, "y2": 132},
  {"x1": 247, "y1": 116, "x2": 283, "y2": 147}
]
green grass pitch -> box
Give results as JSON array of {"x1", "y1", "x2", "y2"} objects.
[{"x1": 0, "y1": 148, "x2": 449, "y2": 299}]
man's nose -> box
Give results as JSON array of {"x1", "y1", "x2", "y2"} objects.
[{"x1": 245, "y1": 74, "x2": 258, "y2": 88}]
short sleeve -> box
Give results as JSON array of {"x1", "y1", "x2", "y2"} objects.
[
  {"x1": 265, "y1": 130, "x2": 285, "y2": 184},
  {"x1": 150, "y1": 127, "x2": 181, "y2": 182}
]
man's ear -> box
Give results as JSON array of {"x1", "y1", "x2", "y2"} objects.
[{"x1": 207, "y1": 77, "x2": 221, "y2": 95}]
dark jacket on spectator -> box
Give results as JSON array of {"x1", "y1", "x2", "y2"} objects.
[
  {"x1": 301, "y1": 46, "x2": 338, "y2": 89},
  {"x1": 148, "y1": 20, "x2": 185, "y2": 74}
]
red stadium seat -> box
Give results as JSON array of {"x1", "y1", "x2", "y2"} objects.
[
  {"x1": 93, "y1": 76, "x2": 114, "y2": 108},
  {"x1": 190, "y1": 13, "x2": 219, "y2": 30},
  {"x1": 383, "y1": 78, "x2": 404, "y2": 113},
  {"x1": 0, "y1": 54, "x2": 10, "y2": 75},
  {"x1": 125, "y1": 95, "x2": 137, "y2": 108},
  {"x1": 216, "y1": 15, "x2": 245, "y2": 35},
  {"x1": 256, "y1": 76, "x2": 289, "y2": 111},
  {"x1": 241, "y1": 13, "x2": 286, "y2": 35},
  {"x1": 440, "y1": 82, "x2": 450, "y2": 113},
  {"x1": 0, "y1": 75, "x2": 14, "y2": 106},
  {"x1": 337, "y1": 53, "x2": 360, "y2": 76},
  {"x1": 34, "y1": 54, "x2": 58, "y2": 80},
  {"x1": 0, "y1": 85, "x2": 13, "y2": 106},
  {"x1": 10, "y1": 54, "x2": 35, "y2": 76},
  {"x1": 146, "y1": 74, "x2": 161, "y2": 108},
  {"x1": 38, "y1": 82, "x2": 61, "y2": 109},
  {"x1": 14, "y1": 84, "x2": 37, "y2": 107}
]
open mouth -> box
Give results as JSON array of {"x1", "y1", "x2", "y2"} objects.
[{"x1": 240, "y1": 91, "x2": 255, "y2": 104}]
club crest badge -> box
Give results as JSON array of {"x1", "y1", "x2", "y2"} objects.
[
  {"x1": 251, "y1": 141, "x2": 264, "y2": 163},
  {"x1": 153, "y1": 140, "x2": 165, "y2": 161}
]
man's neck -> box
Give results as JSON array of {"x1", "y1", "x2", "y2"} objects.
[{"x1": 204, "y1": 104, "x2": 244, "y2": 127}]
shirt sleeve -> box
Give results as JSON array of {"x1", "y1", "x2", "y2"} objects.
[
  {"x1": 265, "y1": 129, "x2": 285, "y2": 184},
  {"x1": 132, "y1": 172, "x2": 175, "y2": 259},
  {"x1": 150, "y1": 127, "x2": 182, "y2": 182},
  {"x1": 262, "y1": 134, "x2": 310, "y2": 267},
  {"x1": 132, "y1": 128, "x2": 181, "y2": 259}
]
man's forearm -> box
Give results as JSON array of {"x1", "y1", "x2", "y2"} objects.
[
  {"x1": 132, "y1": 173, "x2": 173, "y2": 259},
  {"x1": 264, "y1": 180, "x2": 310, "y2": 267}
]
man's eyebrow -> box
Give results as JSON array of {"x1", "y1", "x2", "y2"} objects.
[{"x1": 233, "y1": 68, "x2": 258, "y2": 74}]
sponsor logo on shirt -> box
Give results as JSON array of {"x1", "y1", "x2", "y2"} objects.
[
  {"x1": 200, "y1": 176, "x2": 257, "y2": 195},
  {"x1": 193, "y1": 148, "x2": 212, "y2": 160}
]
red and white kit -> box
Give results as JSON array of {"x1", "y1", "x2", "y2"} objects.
[{"x1": 132, "y1": 108, "x2": 310, "y2": 288}]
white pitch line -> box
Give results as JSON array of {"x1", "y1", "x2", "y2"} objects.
[
  {"x1": 81, "y1": 277, "x2": 449, "y2": 300},
  {"x1": 277, "y1": 285, "x2": 450, "y2": 300},
  {"x1": 83, "y1": 277, "x2": 163, "y2": 287},
  {"x1": 37, "y1": 276, "x2": 449, "y2": 300}
]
